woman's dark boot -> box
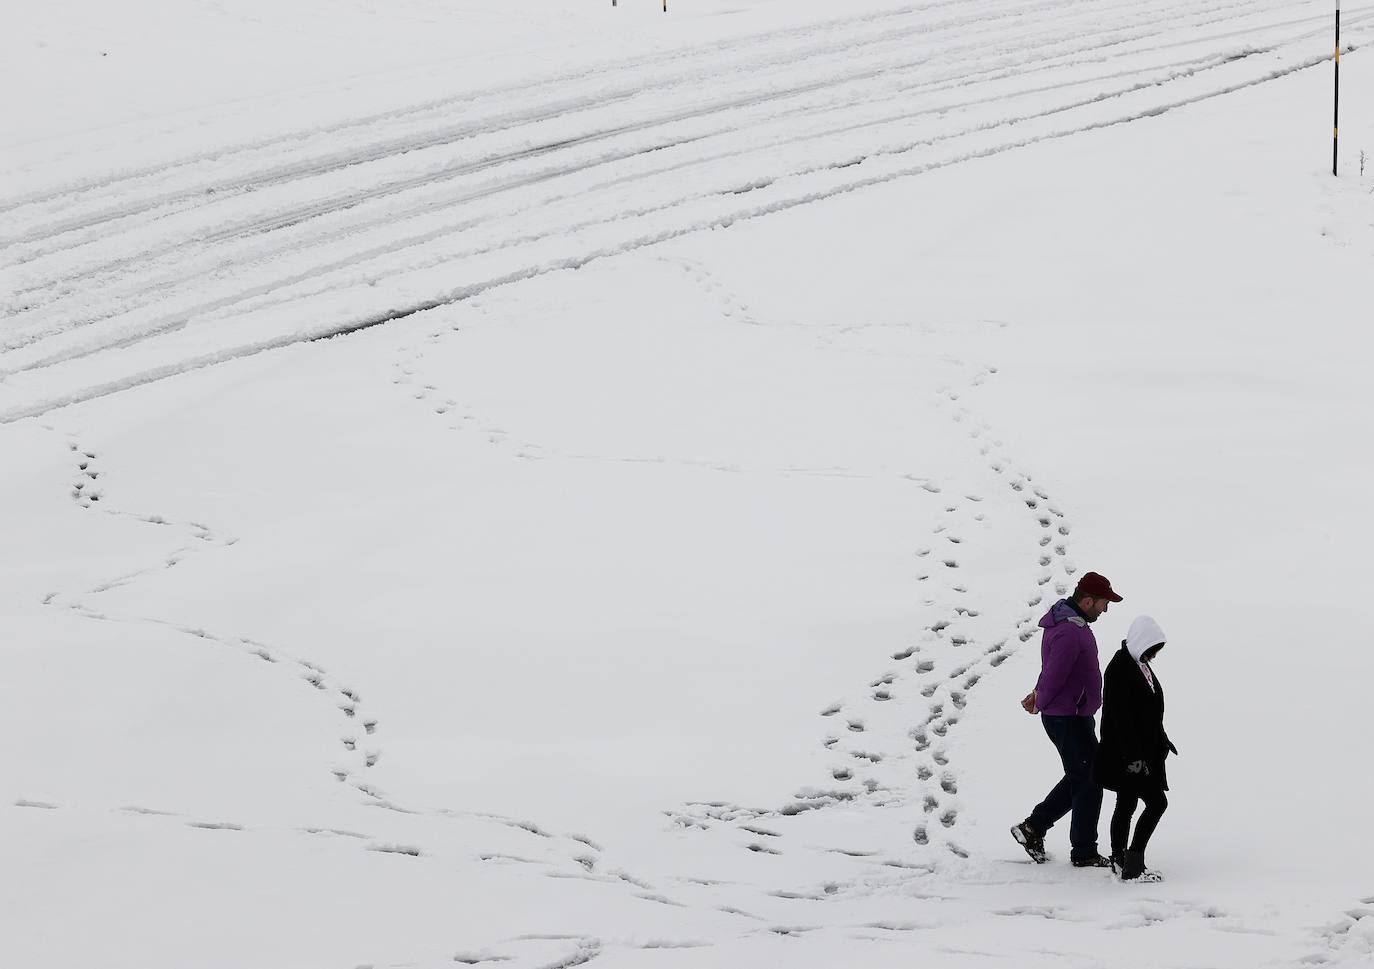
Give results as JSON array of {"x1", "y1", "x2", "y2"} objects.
[{"x1": 1119, "y1": 850, "x2": 1163, "y2": 883}]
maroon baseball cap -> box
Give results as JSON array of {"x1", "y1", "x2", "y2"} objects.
[{"x1": 1074, "y1": 571, "x2": 1123, "y2": 602}]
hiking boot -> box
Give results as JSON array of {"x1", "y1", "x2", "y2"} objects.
[
  {"x1": 1118, "y1": 849, "x2": 1164, "y2": 882},
  {"x1": 1011, "y1": 821, "x2": 1048, "y2": 864},
  {"x1": 1109, "y1": 849, "x2": 1125, "y2": 873},
  {"x1": 1071, "y1": 853, "x2": 1113, "y2": 868}
]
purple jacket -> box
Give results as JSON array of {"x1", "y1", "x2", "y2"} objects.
[{"x1": 1034, "y1": 599, "x2": 1102, "y2": 717}]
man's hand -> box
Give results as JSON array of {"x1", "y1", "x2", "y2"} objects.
[
  {"x1": 1166, "y1": 740, "x2": 1179, "y2": 756},
  {"x1": 1020, "y1": 691, "x2": 1037, "y2": 714}
]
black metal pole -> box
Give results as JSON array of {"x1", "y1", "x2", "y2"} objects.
[{"x1": 1334, "y1": 0, "x2": 1341, "y2": 176}]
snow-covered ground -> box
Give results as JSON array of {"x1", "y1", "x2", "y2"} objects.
[{"x1": 3, "y1": 1, "x2": 1373, "y2": 967}]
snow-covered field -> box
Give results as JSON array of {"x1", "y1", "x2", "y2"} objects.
[{"x1": 3, "y1": 1, "x2": 1373, "y2": 966}]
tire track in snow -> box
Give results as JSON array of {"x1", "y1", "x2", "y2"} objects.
[
  {"x1": 2, "y1": 22, "x2": 1274, "y2": 358},
  {"x1": 3, "y1": 0, "x2": 1306, "y2": 323},
  {"x1": 1, "y1": 9, "x2": 1345, "y2": 397},
  {"x1": 2, "y1": 23, "x2": 1369, "y2": 425},
  {"x1": 0, "y1": 76, "x2": 1164, "y2": 372},
  {"x1": 38, "y1": 0, "x2": 1268, "y2": 228},
  {"x1": 0, "y1": 0, "x2": 1200, "y2": 320},
  {"x1": 0, "y1": 0, "x2": 1047, "y2": 215},
  {"x1": 0, "y1": 0, "x2": 1102, "y2": 253},
  {"x1": 0, "y1": 0, "x2": 1308, "y2": 324}
]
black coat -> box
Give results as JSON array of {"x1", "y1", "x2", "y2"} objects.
[{"x1": 1094, "y1": 645, "x2": 1173, "y2": 793}]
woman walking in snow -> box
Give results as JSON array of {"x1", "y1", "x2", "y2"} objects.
[{"x1": 1094, "y1": 615, "x2": 1177, "y2": 882}]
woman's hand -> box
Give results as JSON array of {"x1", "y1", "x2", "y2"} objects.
[{"x1": 1021, "y1": 691, "x2": 1037, "y2": 714}]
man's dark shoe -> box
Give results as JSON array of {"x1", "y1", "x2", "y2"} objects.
[
  {"x1": 1071, "y1": 853, "x2": 1113, "y2": 868},
  {"x1": 1011, "y1": 822, "x2": 1048, "y2": 864}
]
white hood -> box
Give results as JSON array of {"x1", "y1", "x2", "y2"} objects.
[{"x1": 1125, "y1": 615, "x2": 1166, "y2": 662}]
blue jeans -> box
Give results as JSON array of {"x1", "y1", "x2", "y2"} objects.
[{"x1": 1028, "y1": 714, "x2": 1103, "y2": 862}]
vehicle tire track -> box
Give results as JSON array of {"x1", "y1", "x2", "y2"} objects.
[
  {"x1": 3, "y1": 11, "x2": 1338, "y2": 385},
  {"x1": 4, "y1": 32, "x2": 1261, "y2": 343},
  {"x1": 1, "y1": 0, "x2": 1112, "y2": 252},
  {"x1": 3, "y1": 0, "x2": 1304, "y2": 305},
  {"x1": 2, "y1": 43, "x2": 1236, "y2": 367},
  {"x1": 2, "y1": 23, "x2": 1367, "y2": 425},
  {"x1": 0, "y1": 0, "x2": 1049, "y2": 215}
]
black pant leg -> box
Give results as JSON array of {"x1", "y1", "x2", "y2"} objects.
[
  {"x1": 1028, "y1": 717, "x2": 1075, "y2": 833},
  {"x1": 1129, "y1": 790, "x2": 1169, "y2": 853},
  {"x1": 1064, "y1": 716, "x2": 1103, "y2": 860},
  {"x1": 1110, "y1": 792, "x2": 1139, "y2": 856}
]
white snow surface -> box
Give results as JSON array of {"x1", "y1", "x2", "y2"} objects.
[{"x1": 3, "y1": 0, "x2": 1374, "y2": 966}]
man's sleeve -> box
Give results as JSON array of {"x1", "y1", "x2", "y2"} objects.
[
  {"x1": 1084, "y1": 652, "x2": 1103, "y2": 714},
  {"x1": 1033, "y1": 631, "x2": 1075, "y2": 711}
]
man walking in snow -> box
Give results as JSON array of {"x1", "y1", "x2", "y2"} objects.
[{"x1": 1010, "y1": 572, "x2": 1122, "y2": 868}]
